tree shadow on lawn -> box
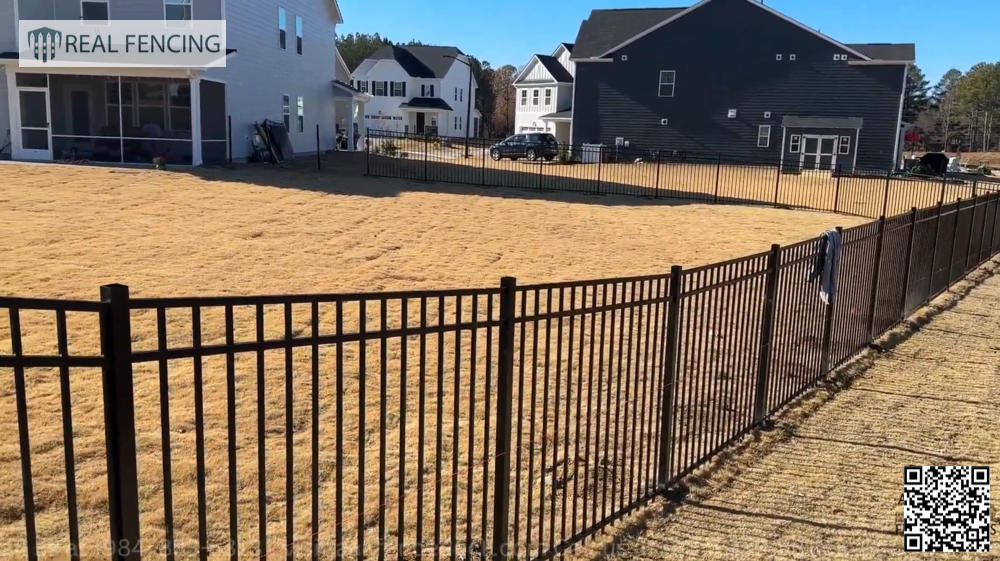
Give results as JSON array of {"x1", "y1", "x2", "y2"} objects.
[{"x1": 183, "y1": 152, "x2": 814, "y2": 212}]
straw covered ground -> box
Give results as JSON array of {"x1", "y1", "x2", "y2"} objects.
[{"x1": 0, "y1": 158, "x2": 867, "y2": 561}]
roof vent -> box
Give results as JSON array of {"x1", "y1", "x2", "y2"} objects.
[{"x1": 660, "y1": 118, "x2": 669, "y2": 126}]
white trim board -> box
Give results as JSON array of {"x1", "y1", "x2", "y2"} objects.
[{"x1": 593, "y1": 0, "x2": 873, "y2": 61}]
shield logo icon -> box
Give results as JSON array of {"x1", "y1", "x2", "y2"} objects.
[{"x1": 27, "y1": 27, "x2": 62, "y2": 63}]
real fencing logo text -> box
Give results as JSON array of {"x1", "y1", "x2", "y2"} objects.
[
  {"x1": 18, "y1": 20, "x2": 227, "y2": 68},
  {"x1": 27, "y1": 27, "x2": 62, "y2": 63}
]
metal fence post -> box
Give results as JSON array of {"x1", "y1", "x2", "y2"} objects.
[
  {"x1": 656, "y1": 265, "x2": 683, "y2": 489},
  {"x1": 964, "y1": 194, "x2": 978, "y2": 272},
  {"x1": 227, "y1": 115, "x2": 233, "y2": 165},
  {"x1": 972, "y1": 179, "x2": 979, "y2": 199},
  {"x1": 537, "y1": 157, "x2": 543, "y2": 190},
  {"x1": 365, "y1": 128, "x2": 371, "y2": 176},
  {"x1": 899, "y1": 207, "x2": 918, "y2": 320},
  {"x1": 985, "y1": 193, "x2": 999, "y2": 261},
  {"x1": 492, "y1": 277, "x2": 516, "y2": 561},
  {"x1": 928, "y1": 201, "x2": 944, "y2": 287},
  {"x1": 753, "y1": 245, "x2": 781, "y2": 424},
  {"x1": 654, "y1": 152, "x2": 661, "y2": 197},
  {"x1": 833, "y1": 165, "x2": 841, "y2": 213},
  {"x1": 772, "y1": 165, "x2": 781, "y2": 206},
  {"x1": 481, "y1": 140, "x2": 487, "y2": 186},
  {"x1": 881, "y1": 171, "x2": 891, "y2": 217},
  {"x1": 423, "y1": 134, "x2": 429, "y2": 182},
  {"x1": 865, "y1": 217, "x2": 886, "y2": 342},
  {"x1": 939, "y1": 174, "x2": 947, "y2": 203},
  {"x1": 818, "y1": 227, "x2": 843, "y2": 376},
  {"x1": 596, "y1": 146, "x2": 603, "y2": 195},
  {"x1": 713, "y1": 154, "x2": 722, "y2": 203},
  {"x1": 99, "y1": 284, "x2": 141, "y2": 561},
  {"x1": 947, "y1": 198, "x2": 963, "y2": 289},
  {"x1": 316, "y1": 124, "x2": 321, "y2": 171}
]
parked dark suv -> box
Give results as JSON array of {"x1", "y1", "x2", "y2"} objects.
[{"x1": 489, "y1": 133, "x2": 559, "y2": 162}]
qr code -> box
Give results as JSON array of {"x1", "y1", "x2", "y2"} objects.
[{"x1": 904, "y1": 466, "x2": 990, "y2": 552}]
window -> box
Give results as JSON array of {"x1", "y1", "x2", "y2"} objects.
[
  {"x1": 296, "y1": 96, "x2": 304, "y2": 133},
  {"x1": 459, "y1": 116, "x2": 463, "y2": 131},
  {"x1": 295, "y1": 16, "x2": 303, "y2": 54},
  {"x1": 81, "y1": 0, "x2": 109, "y2": 20},
  {"x1": 164, "y1": 0, "x2": 192, "y2": 21},
  {"x1": 278, "y1": 7, "x2": 287, "y2": 49},
  {"x1": 658, "y1": 70, "x2": 675, "y2": 97},
  {"x1": 521, "y1": 90, "x2": 527, "y2": 106},
  {"x1": 372, "y1": 81, "x2": 386, "y2": 96},
  {"x1": 454, "y1": 88, "x2": 458, "y2": 101},
  {"x1": 532, "y1": 89, "x2": 539, "y2": 106},
  {"x1": 544, "y1": 89, "x2": 552, "y2": 106},
  {"x1": 282, "y1": 95, "x2": 290, "y2": 130},
  {"x1": 391, "y1": 81, "x2": 405, "y2": 97},
  {"x1": 789, "y1": 134, "x2": 801, "y2": 153},
  {"x1": 428, "y1": 84, "x2": 434, "y2": 97},
  {"x1": 454, "y1": 116, "x2": 458, "y2": 129},
  {"x1": 420, "y1": 84, "x2": 426, "y2": 96},
  {"x1": 839, "y1": 135, "x2": 851, "y2": 155},
  {"x1": 357, "y1": 80, "x2": 369, "y2": 93},
  {"x1": 459, "y1": 88, "x2": 463, "y2": 102},
  {"x1": 757, "y1": 125, "x2": 771, "y2": 148}
]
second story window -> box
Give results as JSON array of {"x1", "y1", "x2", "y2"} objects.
[
  {"x1": 658, "y1": 70, "x2": 676, "y2": 98},
  {"x1": 295, "y1": 16, "x2": 303, "y2": 54},
  {"x1": 282, "y1": 95, "x2": 290, "y2": 130},
  {"x1": 521, "y1": 90, "x2": 527, "y2": 106},
  {"x1": 544, "y1": 89, "x2": 552, "y2": 106},
  {"x1": 357, "y1": 81, "x2": 369, "y2": 94},
  {"x1": 372, "y1": 81, "x2": 386, "y2": 96},
  {"x1": 81, "y1": 0, "x2": 109, "y2": 21},
  {"x1": 297, "y1": 96, "x2": 305, "y2": 133},
  {"x1": 391, "y1": 82, "x2": 406, "y2": 97},
  {"x1": 278, "y1": 7, "x2": 287, "y2": 50},
  {"x1": 532, "y1": 89, "x2": 539, "y2": 106},
  {"x1": 164, "y1": 0, "x2": 192, "y2": 21},
  {"x1": 757, "y1": 125, "x2": 771, "y2": 148},
  {"x1": 428, "y1": 84, "x2": 435, "y2": 97}
]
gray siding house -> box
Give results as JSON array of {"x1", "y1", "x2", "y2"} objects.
[
  {"x1": 570, "y1": 0, "x2": 915, "y2": 171},
  {"x1": 0, "y1": 0, "x2": 365, "y2": 164}
]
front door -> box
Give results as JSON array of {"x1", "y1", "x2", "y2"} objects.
[
  {"x1": 416, "y1": 112, "x2": 425, "y2": 134},
  {"x1": 18, "y1": 89, "x2": 52, "y2": 160},
  {"x1": 799, "y1": 135, "x2": 838, "y2": 171}
]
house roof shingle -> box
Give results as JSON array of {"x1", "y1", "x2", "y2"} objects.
[
  {"x1": 846, "y1": 43, "x2": 916, "y2": 62},
  {"x1": 363, "y1": 45, "x2": 464, "y2": 78},
  {"x1": 535, "y1": 55, "x2": 574, "y2": 83},
  {"x1": 572, "y1": 8, "x2": 687, "y2": 59},
  {"x1": 399, "y1": 97, "x2": 454, "y2": 111}
]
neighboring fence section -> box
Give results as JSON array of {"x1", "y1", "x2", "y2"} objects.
[
  {"x1": 3, "y1": 193, "x2": 1000, "y2": 560},
  {"x1": 366, "y1": 129, "x2": 1000, "y2": 220}
]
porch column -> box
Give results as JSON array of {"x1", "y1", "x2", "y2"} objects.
[
  {"x1": 355, "y1": 100, "x2": 366, "y2": 150},
  {"x1": 190, "y1": 77, "x2": 202, "y2": 166}
]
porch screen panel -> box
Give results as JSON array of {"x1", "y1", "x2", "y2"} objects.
[
  {"x1": 200, "y1": 80, "x2": 228, "y2": 164},
  {"x1": 48, "y1": 75, "x2": 122, "y2": 162},
  {"x1": 121, "y1": 78, "x2": 193, "y2": 165}
]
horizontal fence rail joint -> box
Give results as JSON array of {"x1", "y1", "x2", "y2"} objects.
[{"x1": 99, "y1": 284, "x2": 142, "y2": 561}]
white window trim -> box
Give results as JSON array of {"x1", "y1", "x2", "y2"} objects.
[
  {"x1": 520, "y1": 90, "x2": 528, "y2": 106},
  {"x1": 372, "y1": 81, "x2": 386, "y2": 96},
  {"x1": 164, "y1": 0, "x2": 192, "y2": 21},
  {"x1": 658, "y1": 70, "x2": 675, "y2": 98},
  {"x1": 544, "y1": 88, "x2": 552, "y2": 106},
  {"x1": 296, "y1": 95, "x2": 304, "y2": 133},
  {"x1": 532, "y1": 89, "x2": 539, "y2": 106},
  {"x1": 278, "y1": 7, "x2": 287, "y2": 49},
  {"x1": 839, "y1": 135, "x2": 851, "y2": 155},
  {"x1": 81, "y1": 0, "x2": 110, "y2": 21},
  {"x1": 391, "y1": 81, "x2": 405, "y2": 97},
  {"x1": 295, "y1": 15, "x2": 303, "y2": 54},
  {"x1": 789, "y1": 134, "x2": 801, "y2": 153},
  {"x1": 757, "y1": 125, "x2": 771, "y2": 148}
]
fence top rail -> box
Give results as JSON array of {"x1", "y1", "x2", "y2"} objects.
[
  {"x1": 0, "y1": 296, "x2": 106, "y2": 312},
  {"x1": 128, "y1": 286, "x2": 500, "y2": 309},
  {"x1": 516, "y1": 272, "x2": 672, "y2": 292}
]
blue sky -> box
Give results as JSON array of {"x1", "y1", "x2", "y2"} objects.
[{"x1": 338, "y1": 0, "x2": 997, "y2": 85}]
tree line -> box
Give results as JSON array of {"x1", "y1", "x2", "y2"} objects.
[
  {"x1": 905, "y1": 62, "x2": 1000, "y2": 154},
  {"x1": 338, "y1": 32, "x2": 518, "y2": 138}
]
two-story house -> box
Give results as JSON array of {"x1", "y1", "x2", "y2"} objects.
[
  {"x1": 513, "y1": 43, "x2": 575, "y2": 144},
  {"x1": 351, "y1": 45, "x2": 479, "y2": 137},
  {"x1": 0, "y1": 0, "x2": 367, "y2": 164},
  {"x1": 569, "y1": 0, "x2": 915, "y2": 171}
]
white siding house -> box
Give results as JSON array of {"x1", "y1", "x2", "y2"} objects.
[
  {"x1": 352, "y1": 45, "x2": 479, "y2": 138},
  {"x1": 0, "y1": 0, "x2": 365, "y2": 163},
  {"x1": 513, "y1": 43, "x2": 575, "y2": 144}
]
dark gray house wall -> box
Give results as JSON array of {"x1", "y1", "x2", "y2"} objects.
[{"x1": 571, "y1": 0, "x2": 907, "y2": 170}]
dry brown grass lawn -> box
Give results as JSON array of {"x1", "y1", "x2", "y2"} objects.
[
  {"x1": 571, "y1": 265, "x2": 1000, "y2": 561},
  {"x1": 0, "y1": 158, "x2": 870, "y2": 561}
]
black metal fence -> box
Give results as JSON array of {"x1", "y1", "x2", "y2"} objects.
[
  {"x1": 3, "y1": 192, "x2": 1000, "y2": 560},
  {"x1": 366, "y1": 129, "x2": 1000, "y2": 220}
]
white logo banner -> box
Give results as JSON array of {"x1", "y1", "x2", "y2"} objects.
[{"x1": 18, "y1": 20, "x2": 227, "y2": 68}]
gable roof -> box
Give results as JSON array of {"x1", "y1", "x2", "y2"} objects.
[
  {"x1": 846, "y1": 43, "x2": 915, "y2": 62},
  {"x1": 536, "y1": 55, "x2": 574, "y2": 83},
  {"x1": 560, "y1": 43, "x2": 575, "y2": 54},
  {"x1": 363, "y1": 45, "x2": 464, "y2": 78},
  {"x1": 572, "y1": 8, "x2": 686, "y2": 59},
  {"x1": 573, "y1": 0, "x2": 883, "y2": 62}
]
